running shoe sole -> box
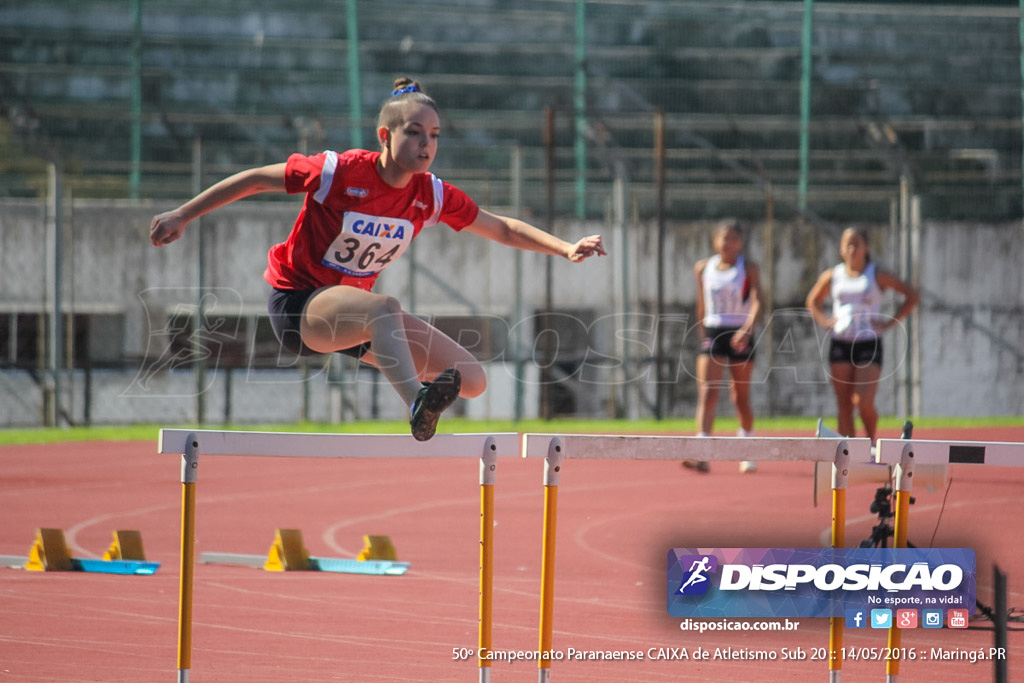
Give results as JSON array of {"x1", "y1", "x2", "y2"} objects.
[{"x1": 410, "y1": 368, "x2": 462, "y2": 442}]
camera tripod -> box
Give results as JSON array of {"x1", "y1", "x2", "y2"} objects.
[
  {"x1": 858, "y1": 481, "x2": 914, "y2": 549},
  {"x1": 859, "y1": 421, "x2": 914, "y2": 550}
]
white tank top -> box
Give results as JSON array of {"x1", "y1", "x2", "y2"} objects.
[
  {"x1": 701, "y1": 254, "x2": 752, "y2": 328},
  {"x1": 830, "y1": 261, "x2": 883, "y2": 341}
]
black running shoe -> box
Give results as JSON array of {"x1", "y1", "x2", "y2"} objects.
[{"x1": 409, "y1": 368, "x2": 462, "y2": 442}]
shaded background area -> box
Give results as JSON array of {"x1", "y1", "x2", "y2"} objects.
[
  {"x1": 3, "y1": 1, "x2": 1023, "y2": 221},
  {"x1": 2, "y1": 1, "x2": 1023, "y2": 428}
]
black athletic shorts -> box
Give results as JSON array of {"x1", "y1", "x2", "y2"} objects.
[
  {"x1": 828, "y1": 337, "x2": 882, "y2": 367},
  {"x1": 267, "y1": 288, "x2": 371, "y2": 359},
  {"x1": 698, "y1": 326, "x2": 755, "y2": 362}
]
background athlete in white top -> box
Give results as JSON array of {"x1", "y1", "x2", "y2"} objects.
[
  {"x1": 806, "y1": 227, "x2": 919, "y2": 443},
  {"x1": 688, "y1": 220, "x2": 762, "y2": 473}
]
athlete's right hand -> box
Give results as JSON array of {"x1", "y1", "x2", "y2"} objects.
[{"x1": 150, "y1": 210, "x2": 187, "y2": 246}]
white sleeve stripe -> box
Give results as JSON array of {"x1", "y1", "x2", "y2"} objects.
[
  {"x1": 313, "y1": 150, "x2": 338, "y2": 204},
  {"x1": 424, "y1": 174, "x2": 444, "y2": 227}
]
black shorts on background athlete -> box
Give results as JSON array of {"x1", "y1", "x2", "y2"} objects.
[
  {"x1": 828, "y1": 337, "x2": 882, "y2": 367},
  {"x1": 699, "y1": 326, "x2": 755, "y2": 362}
]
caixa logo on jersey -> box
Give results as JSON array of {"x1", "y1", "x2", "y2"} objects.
[{"x1": 667, "y1": 548, "x2": 976, "y2": 618}]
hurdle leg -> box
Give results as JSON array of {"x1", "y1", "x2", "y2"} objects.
[
  {"x1": 886, "y1": 442, "x2": 915, "y2": 683},
  {"x1": 177, "y1": 435, "x2": 200, "y2": 683},
  {"x1": 994, "y1": 565, "x2": 1007, "y2": 683},
  {"x1": 828, "y1": 440, "x2": 851, "y2": 682},
  {"x1": 479, "y1": 437, "x2": 498, "y2": 683},
  {"x1": 537, "y1": 437, "x2": 563, "y2": 683}
]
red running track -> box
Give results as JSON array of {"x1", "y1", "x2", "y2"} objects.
[{"x1": 0, "y1": 425, "x2": 1021, "y2": 682}]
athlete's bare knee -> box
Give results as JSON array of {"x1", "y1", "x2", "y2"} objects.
[
  {"x1": 380, "y1": 295, "x2": 404, "y2": 316},
  {"x1": 699, "y1": 385, "x2": 720, "y2": 403},
  {"x1": 366, "y1": 295, "x2": 404, "y2": 329},
  {"x1": 858, "y1": 403, "x2": 878, "y2": 421}
]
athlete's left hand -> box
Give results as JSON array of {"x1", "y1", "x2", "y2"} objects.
[
  {"x1": 730, "y1": 328, "x2": 752, "y2": 352},
  {"x1": 567, "y1": 235, "x2": 606, "y2": 262}
]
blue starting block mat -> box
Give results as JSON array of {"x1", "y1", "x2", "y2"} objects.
[
  {"x1": 0, "y1": 555, "x2": 160, "y2": 574},
  {"x1": 72, "y1": 558, "x2": 161, "y2": 575},
  {"x1": 309, "y1": 557, "x2": 410, "y2": 575}
]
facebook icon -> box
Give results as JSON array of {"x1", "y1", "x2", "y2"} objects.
[{"x1": 845, "y1": 609, "x2": 866, "y2": 628}]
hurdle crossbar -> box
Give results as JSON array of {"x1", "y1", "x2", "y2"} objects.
[
  {"x1": 159, "y1": 428, "x2": 520, "y2": 459},
  {"x1": 159, "y1": 429, "x2": 519, "y2": 683},
  {"x1": 521, "y1": 434, "x2": 873, "y2": 463},
  {"x1": 874, "y1": 438, "x2": 1024, "y2": 467},
  {"x1": 521, "y1": 433, "x2": 869, "y2": 683}
]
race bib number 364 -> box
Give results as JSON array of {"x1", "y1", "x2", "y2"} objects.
[{"x1": 321, "y1": 211, "x2": 414, "y2": 277}]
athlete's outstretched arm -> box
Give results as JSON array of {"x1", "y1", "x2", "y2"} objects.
[
  {"x1": 462, "y1": 209, "x2": 606, "y2": 263},
  {"x1": 150, "y1": 163, "x2": 287, "y2": 247}
]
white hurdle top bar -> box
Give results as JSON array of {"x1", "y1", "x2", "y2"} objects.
[
  {"x1": 158, "y1": 429, "x2": 521, "y2": 459},
  {"x1": 520, "y1": 434, "x2": 873, "y2": 463},
  {"x1": 874, "y1": 438, "x2": 1024, "y2": 467}
]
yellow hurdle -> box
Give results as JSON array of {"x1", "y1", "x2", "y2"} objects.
[
  {"x1": 177, "y1": 435, "x2": 199, "y2": 683},
  {"x1": 537, "y1": 437, "x2": 563, "y2": 683},
  {"x1": 522, "y1": 431, "x2": 869, "y2": 683},
  {"x1": 886, "y1": 442, "x2": 916, "y2": 683},
  {"x1": 829, "y1": 487, "x2": 847, "y2": 681},
  {"x1": 478, "y1": 443, "x2": 498, "y2": 683},
  {"x1": 158, "y1": 429, "x2": 518, "y2": 683}
]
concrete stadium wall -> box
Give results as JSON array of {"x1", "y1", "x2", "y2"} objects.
[{"x1": 0, "y1": 198, "x2": 1021, "y2": 425}]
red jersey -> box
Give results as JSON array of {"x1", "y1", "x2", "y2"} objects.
[{"x1": 264, "y1": 149, "x2": 480, "y2": 291}]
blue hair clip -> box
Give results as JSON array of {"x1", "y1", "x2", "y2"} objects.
[{"x1": 392, "y1": 84, "x2": 420, "y2": 96}]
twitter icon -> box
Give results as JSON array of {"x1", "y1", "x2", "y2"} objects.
[{"x1": 870, "y1": 609, "x2": 893, "y2": 629}]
